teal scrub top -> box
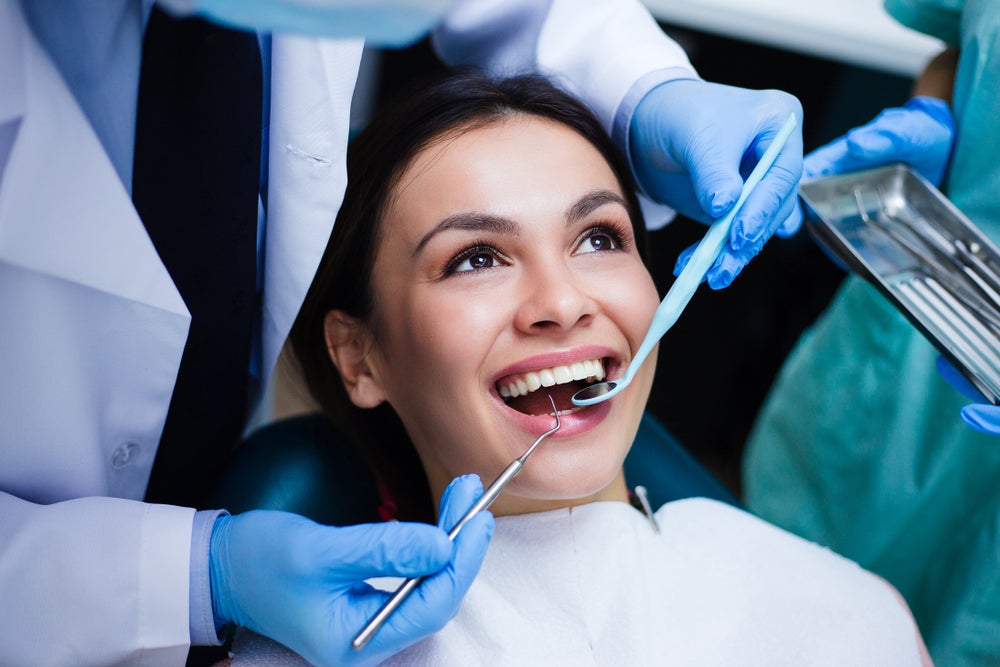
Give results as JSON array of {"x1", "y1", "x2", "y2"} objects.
[{"x1": 744, "y1": 1, "x2": 1000, "y2": 664}]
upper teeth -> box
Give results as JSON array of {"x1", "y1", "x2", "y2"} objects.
[{"x1": 498, "y1": 359, "x2": 606, "y2": 399}]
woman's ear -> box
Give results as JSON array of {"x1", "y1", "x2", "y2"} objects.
[{"x1": 323, "y1": 310, "x2": 386, "y2": 408}]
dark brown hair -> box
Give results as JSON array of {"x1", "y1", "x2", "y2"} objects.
[{"x1": 290, "y1": 69, "x2": 647, "y2": 521}]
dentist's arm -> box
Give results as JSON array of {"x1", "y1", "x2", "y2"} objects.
[{"x1": 208, "y1": 474, "x2": 493, "y2": 667}]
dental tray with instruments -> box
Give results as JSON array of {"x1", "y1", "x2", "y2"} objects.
[{"x1": 800, "y1": 163, "x2": 1000, "y2": 406}]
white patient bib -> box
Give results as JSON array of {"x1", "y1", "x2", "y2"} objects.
[
  {"x1": 232, "y1": 498, "x2": 924, "y2": 666},
  {"x1": 384, "y1": 499, "x2": 923, "y2": 666}
]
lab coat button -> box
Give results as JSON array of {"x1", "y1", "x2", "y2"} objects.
[{"x1": 111, "y1": 442, "x2": 140, "y2": 469}]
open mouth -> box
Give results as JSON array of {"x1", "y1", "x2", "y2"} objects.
[{"x1": 497, "y1": 358, "x2": 606, "y2": 415}]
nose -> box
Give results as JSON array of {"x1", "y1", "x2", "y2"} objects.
[{"x1": 513, "y1": 260, "x2": 598, "y2": 334}]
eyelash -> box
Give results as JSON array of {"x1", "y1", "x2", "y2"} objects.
[
  {"x1": 579, "y1": 222, "x2": 631, "y2": 254},
  {"x1": 443, "y1": 242, "x2": 506, "y2": 276},
  {"x1": 441, "y1": 220, "x2": 633, "y2": 277}
]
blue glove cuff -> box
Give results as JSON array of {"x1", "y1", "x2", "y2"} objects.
[
  {"x1": 904, "y1": 96, "x2": 955, "y2": 135},
  {"x1": 208, "y1": 513, "x2": 235, "y2": 631}
]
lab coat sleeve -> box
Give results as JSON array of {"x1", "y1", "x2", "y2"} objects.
[
  {"x1": 0, "y1": 492, "x2": 195, "y2": 666},
  {"x1": 432, "y1": 0, "x2": 697, "y2": 137}
]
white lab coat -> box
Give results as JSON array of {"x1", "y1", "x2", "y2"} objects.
[{"x1": 0, "y1": 0, "x2": 692, "y2": 663}]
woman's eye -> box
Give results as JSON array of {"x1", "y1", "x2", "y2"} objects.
[
  {"x1": 448, "y1": 246, "x2": 504, "y2": 274},
  {"x1": 577, "y1": 228, "x2": 621, "y2": 254}
]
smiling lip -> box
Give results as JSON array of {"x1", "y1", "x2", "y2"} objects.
[
  {"x1": 491, "y1": 346, "x2": 620, "y2": 437},
  {"x1": 492, "y1": 346, "x2": 620, "y2": 387}
]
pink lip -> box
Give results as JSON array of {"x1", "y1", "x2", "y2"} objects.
[
  {"x1": 490, "y1": 345, "x2": 621, "y2": 438},
  {"x1": 491, "y1": 345, "x2": 620, "y2": 385},
  {"x1": 495, "y1": 394, "x2": 613, "y2": 438}
]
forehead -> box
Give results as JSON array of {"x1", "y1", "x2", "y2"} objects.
[{"x1": 386, "y1": 115, "x2": 623, "y2": 221}]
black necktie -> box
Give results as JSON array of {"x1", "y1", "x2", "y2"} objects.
[{"x1": 133, "y1": 7, "x2": 262, "y2": 507}]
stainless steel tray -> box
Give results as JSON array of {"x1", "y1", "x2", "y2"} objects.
[{"x1": 800, "y1": 163, "x2": 1000, "y2": 405}]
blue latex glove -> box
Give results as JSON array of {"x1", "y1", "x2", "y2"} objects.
[
  {"x1": 936, "y1": 356, "x2": 1000, "y2": 436},
  {"x1": 629, "y1": 79, "x2": 804, "y2": 289},
  {"x1": 157, "y1": 0, "x2": 453, "y2": 46},
  {"x1": 803, "y1": 96, "x2": 955, "y2": 186},
  {"x1": 210, "y1": 474, "x2": 494, "y2": 666}
]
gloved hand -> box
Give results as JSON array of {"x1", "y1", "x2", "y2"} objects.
[
  {"x1": 209, "y1": 474, "x2": 494, "y2": 667},
  {"x1": 157, "y1": 0, "x2": 454, "y2": 46},
  {"x1": 629, "y1": 79, "x2": 804, "y2": 289},
  {"x1": 936, "y1": 355, "x2": 1000, "y2": 436},
  {"x1": 803, "y1": 96, "x2": 955, "y2": 185}
]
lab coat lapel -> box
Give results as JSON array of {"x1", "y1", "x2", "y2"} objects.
[
  {"x1": 0, "y1": 0, "x2": 187, "y2": 321},
  {"x1": 261, "y1": 36, "x2": 363, "y2": 393}
]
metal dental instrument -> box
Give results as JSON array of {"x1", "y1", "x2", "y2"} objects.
[
  {"x1": 874, "y1": 186, "x2": 1000, "y2": 309},
  {"x1": 855, "y1": 187, "x2": 1000, "y2": 335},
  {"x1": 573, "y1": 112, "x2": 798, "y2": 407},
  {"x1": 633, "y1": 485, "x2": 660, "y2": 534},
  {"x1": 352, "y1": 396, "x2": 562, "y2": 651}
]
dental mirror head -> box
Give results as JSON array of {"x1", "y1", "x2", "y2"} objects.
[
  {"x1": 571, "y1": 112, "x2": 799, "y2": 408},
  {"x1": 571, "y1": 379, "x2": 620, "y2": 405}
]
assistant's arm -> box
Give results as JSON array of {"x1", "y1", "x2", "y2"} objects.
[{"x1": 802, "y1": 46, "x2": 958, "y2": 185}]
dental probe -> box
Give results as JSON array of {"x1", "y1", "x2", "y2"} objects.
[{"x1": 352, "y1": 396, "x2": 562, "y2": 651}]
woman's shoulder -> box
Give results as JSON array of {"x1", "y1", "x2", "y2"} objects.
[
  {"x1": 654, "y1": 497, "x2": 889, "y2": 601},
  {"x1": 652, "y1": 497, "x2": 926, "y2": 664}
]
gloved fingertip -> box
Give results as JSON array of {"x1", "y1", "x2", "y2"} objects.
[
  {"x1": 960, "y1": 405, "x2": 1000, "y2": 436},
  {"x1": 706, "y1": 254, "x2": 746, "y2": 289},
  {"x1": 776, "y1": 207, "x2": 804, "y2": 238},
  {"x1": 438, "y1": 474, "x2": 486, "y2": 532},
  {"x1": 846, "y1": 127, "x2": 894, "y2": 158},
  {"x1": 936, "y1": 355, "x2": 988, "y2": 401},
  {"x1": 673, "y1": 247, "x2": 695, "y2": 277}
]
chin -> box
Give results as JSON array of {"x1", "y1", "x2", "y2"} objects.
[{"x1": 512, "y1": 454, "x2": 626, "y2": 504}]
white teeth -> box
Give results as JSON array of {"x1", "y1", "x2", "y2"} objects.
[{"x1": 498, "y1": 358, "x2": 607, "y2": 399}]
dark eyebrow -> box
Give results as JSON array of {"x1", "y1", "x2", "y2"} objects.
[
  {"x1": 566, "y1": 190, "x2": 630, "y2": 223},
  {"x1": 413, "y1": 213, "x2": 519, "y2": 257}
]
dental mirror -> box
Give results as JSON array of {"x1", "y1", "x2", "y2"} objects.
[{"x1": 572, "y1": 113, "x2": 798, "y2": 407}]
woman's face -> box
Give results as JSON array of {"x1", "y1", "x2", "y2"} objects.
[{"x1": 334, "y1": 115, "x2": 660, "y2": 515}]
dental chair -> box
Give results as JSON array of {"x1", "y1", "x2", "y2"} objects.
[{"x1": 209, "y1": 411, "x2": 738, "y2": 524}]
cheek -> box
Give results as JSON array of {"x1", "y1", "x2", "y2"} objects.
[
  {"x1": 605, "y1": 267, "x2": 660, "y2": 339},
  {"x1": 376, "y1": 287, "x2": 508, "y2": 388}
]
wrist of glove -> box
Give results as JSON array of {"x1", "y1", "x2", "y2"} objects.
[
  {"x1": 803, "y1": 96, "x2": 955, "y2": 186},
  {"x1": 209, "y1": 474, "x2": 493, "y2": 666},
  {"x1": 629, "y1": 79, "x2": 804, "y2": 289},
  {"x1": 935, "y1": 356, "x2": 1000, "y2": 436}
]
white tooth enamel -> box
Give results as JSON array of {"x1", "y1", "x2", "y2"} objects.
[
  {"x1": 553, "y1": 365, "x2": 572, "y2": 384},
  {"x1": 499, "y1": 358, "x2": 608, "y2": 403},
  {"x1": 525, "y1": 372, "x2": 542, "y2": 392}
]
